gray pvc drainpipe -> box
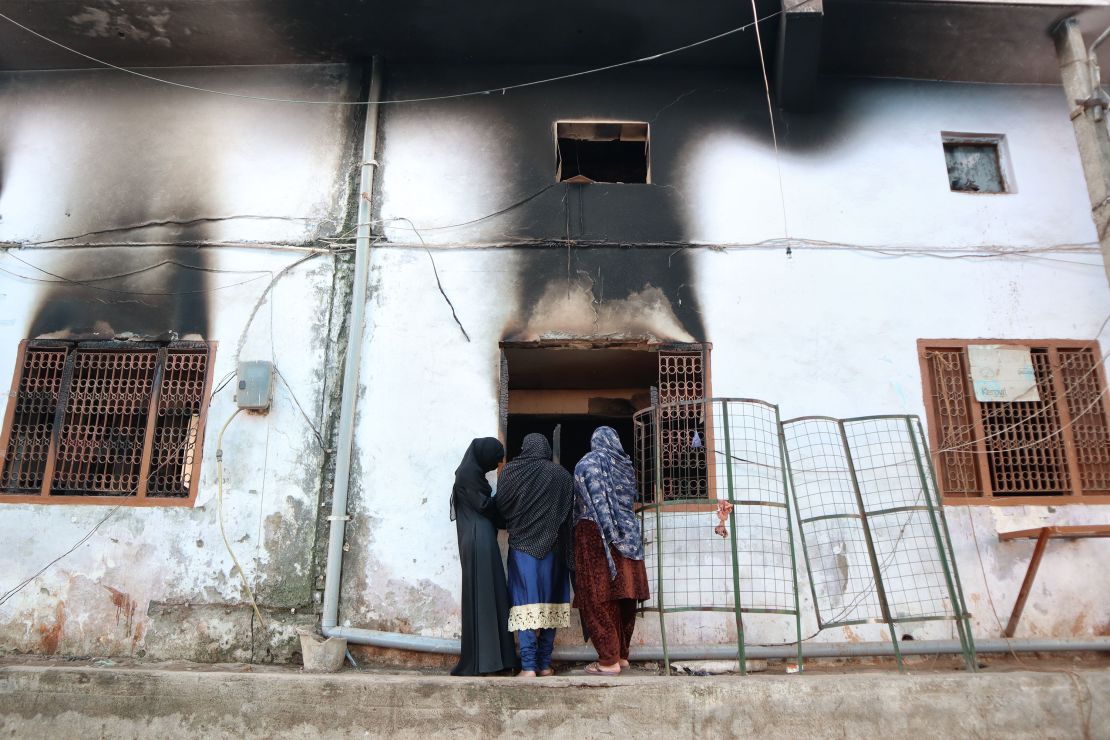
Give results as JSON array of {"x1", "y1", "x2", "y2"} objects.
[
  {"x1": 324, "y1": 625, "x2": 1110, "y2": 661},
  {"x1": 321, "y1": 57, "x2": 383, "y2": 632}
]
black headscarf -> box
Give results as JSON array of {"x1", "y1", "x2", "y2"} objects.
[
  {"x1": 451, "y1": 437, "x2": 504, "y2": 521},
  {"x1": 495, "y1": 433, "x2": 574, "y2": 563}
]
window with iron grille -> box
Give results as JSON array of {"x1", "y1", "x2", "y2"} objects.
[
  {"x1": 919, "y1": 340, "x2": 1110, "y2": 504},
  {"x1": 634, "y1": 347, "x2": 713, "y2": 505},
  {"x1": 0, "y1": 340, "x2": 215, "y2": 505}
]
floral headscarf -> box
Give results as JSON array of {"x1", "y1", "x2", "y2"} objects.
[{"x1": 573, "y1": 426, "x2": 645, "y2": 578}]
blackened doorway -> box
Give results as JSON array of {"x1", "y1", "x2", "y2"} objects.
[{"x1": 501, "y1": 346, "x2": 657, "y2": 474}]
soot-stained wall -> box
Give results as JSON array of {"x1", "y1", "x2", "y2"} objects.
[
  {"x1": 0, "y1": 64, "x2": 359, "y2": 341},
  {"x1": 376, "y1": 65, "x2": 782, "y2": 345},
  {"x1": 356, "y1": 67, "x2": 1110, "y2": 649},
  {"x1": 0, "y1": 64, "x2": 360, "y2": 662},
  {"x1": 376, "y1": 67, "x2": 1097, "y2": 348}
]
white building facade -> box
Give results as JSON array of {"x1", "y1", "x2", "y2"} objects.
[{"x1": 1, "y1": 2, "x2": 1109, "y2": 661}]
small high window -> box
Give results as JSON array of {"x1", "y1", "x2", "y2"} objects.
[
  {"x1": 556, "y1": 121, "x2": 649, "y2": 184},
  {"x1": 942, "y1": 133, "x2": 1010, "y2": 193}
]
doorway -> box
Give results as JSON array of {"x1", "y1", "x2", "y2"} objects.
[{"x1": 501, "y1": 345, "x2": 658, "y2": 473}]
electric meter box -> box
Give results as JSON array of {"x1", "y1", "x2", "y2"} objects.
[{"x1": 234, "y1": 361, "x2": 274, "y2": 411}]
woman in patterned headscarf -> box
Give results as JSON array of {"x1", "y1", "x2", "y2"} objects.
[
  {"x1": 450, "y1": 437, "x2": 518, "y2": 676},
  {"x1": 572, "y1": 426, "x2": 649, "y2": 676},
  {"x1": 496, "y1": 433, "x2": 574, "y2": 677}
]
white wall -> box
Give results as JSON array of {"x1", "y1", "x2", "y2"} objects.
[
  {"x1": 0, "y1": 65, "x2": 355, "y2": 659},
  {"x1": 348, "y1": 73, "x2": 1110, "y2": 648},
  {"x1": 0, "y1": 62, "x2": 1106, "y2": 659}
]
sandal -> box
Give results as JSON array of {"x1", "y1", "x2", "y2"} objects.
[{"x1": 584, "y1": 662, "x2": 621, "y2": 676}]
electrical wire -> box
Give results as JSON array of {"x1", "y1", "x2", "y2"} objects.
[
  {"x1": 0, "y1": 505, "x2": 123, "y2": 608},
  {"x1": 215, "y1": 407, "x2": 267, "y2": 630},
  {"x1": 0, "y1": 4, "x2": 815, "y2": 107},
  {"x1": 0, "y1": 254, "x2": 270, "y2": 296},
  {"x1": 0, "y1": 367, "x2": 245, "y2": 611},
  {"x1": 24, "y1": 215, "x2": 333, "y2": 247},
  {"x1": 274, "y1": 365, "x2": 329, "y2": 452},
  {"x1": 392, "y1": 217, "x2": 472, "y2": 342},
  {"x1": 7, "y1": 254, "x2": 277, "y2": 283},
  {"x1": 749, "y1": 0, "x2": 790, "y2": 243}
]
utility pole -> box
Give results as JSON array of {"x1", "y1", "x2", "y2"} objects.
[{"x1": 1055, "y1": 18, "x2": 1110, "y2": 287}]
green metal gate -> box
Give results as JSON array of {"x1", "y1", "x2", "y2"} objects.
[{"x1": 633, "y1": 399, "x2": 977, "y2": 674}]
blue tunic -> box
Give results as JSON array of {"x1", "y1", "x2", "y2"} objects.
[{"x1": 506, "y1": 548, "x2": 571, "y2": 631}]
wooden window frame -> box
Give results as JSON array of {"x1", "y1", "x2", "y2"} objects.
[
  {"x1": 0, "y1": 339, "x2": 216, "y2": 507},
  {"x1": 918, "y1": 338, "x2": 1110, "y2": 506}
]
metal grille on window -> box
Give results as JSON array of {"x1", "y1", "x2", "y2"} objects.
[
  {"x1": 980, "y1": 350, "x2": 1070, "y2": 495},
  {"x1": 657, "y1": 351, "x2": 708, "y2": 501},
  {"x1": 0, "y1": 346, "x2": 68, "y2": 493},
  {"x1": 1060, "y1": 348, "x2": 1110, "y2": 495},
  {"x1": 923, "y1": 342, "x2": 1110, "y2": 500},
  {"x1": 923, "y1": 349, "x2": 981, "y2": 498},
  {"x1": 147, "y1": 348, "x2": 208, "y2": 497},
  {"x1": 53, "y1": 350, "x2": 157, "y2": 495},
  {"x1": 0, "y1": 341, "x2": 213, "y2": 501}
]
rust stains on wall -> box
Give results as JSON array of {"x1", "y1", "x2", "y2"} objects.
[
  {"x1": 37, "y1": 601, "x2": 65, "y2": 655},
  {"x1": 103, "y1": 585, "x2": 138, "y2": 636}
]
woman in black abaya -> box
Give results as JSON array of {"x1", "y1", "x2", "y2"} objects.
[{"x1": 450, "y1": 437, "x2": 519, "y2": 676}]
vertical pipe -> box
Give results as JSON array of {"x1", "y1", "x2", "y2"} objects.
[
  {"x1": 1054, "y1": 18, "x2": 1110, "y2": 288},
  {"x1": 321, "y1": 57, "x2": 383, "y2": 630},
  {"x1": 721, "y1": 401, "x2": 748, "y2": 674},
  {"x1": 838, "y1": 421, "x2": 904, "y2": 672}
]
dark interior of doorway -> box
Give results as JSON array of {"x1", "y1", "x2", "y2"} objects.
[
  {"x1": 503, "y1": 346, "x2": 657, "y2": 475},
  {"x1": 506, "y1": 414, "x2": 635, "y2": 475}
]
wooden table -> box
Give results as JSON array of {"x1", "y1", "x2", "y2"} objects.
[{"x1": 997, "y1": 525, "x2": 1110, "y2": 638}]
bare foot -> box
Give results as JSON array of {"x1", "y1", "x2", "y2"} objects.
[
  {"x1": 619, "y1": 660, "x2": 630, "y2": 669},
  {"x1": 538, "y1": 668, "x2": 555, "y2": 677},
  {"x1": 517, "y1": 669, "x2": 537, "y2": 678},
  {"x1": 584, "y1": 662, "x2": 621, "y2": 676}
]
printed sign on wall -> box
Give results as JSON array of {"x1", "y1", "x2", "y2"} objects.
[{"x1": 967, "y1": 345, "x2": 1040, "y2": 403}]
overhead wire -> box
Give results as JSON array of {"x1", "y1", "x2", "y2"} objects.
[
  {"x1": 0, "y1": 251, "x2": 271, "y2": 295},
  {"x1": 23, "y1": 215, "x2": 333, "y2": 247},
  {"x1": 0, "y1": 504, "x2": 123, "y2": 608},
  {"x1": 748, "y1": 0, "x2": 790, "y2": 244},
  {"x1": 0, "y1": 4, "x2": 817, "y2": 107}
]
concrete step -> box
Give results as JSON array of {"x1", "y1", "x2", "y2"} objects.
[{"x1": 1, "y1": 663, "x2": 1106, "y2": 738}]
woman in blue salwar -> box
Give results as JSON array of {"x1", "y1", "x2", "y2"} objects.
[{"x1": 495, "y1": 433, "x2": 575, "y2": 677}]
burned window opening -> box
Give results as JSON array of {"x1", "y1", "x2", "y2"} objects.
[
  {"x1": 556, "y1": 121, "x2": 649, "y2": 184},
  {"x1": 0, "y1": 340, "x2": 215, "y2": 504}
]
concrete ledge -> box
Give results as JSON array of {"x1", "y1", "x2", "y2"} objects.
[{"x1": 1, "y1": 665, "x2": 1106, "y2": 738}]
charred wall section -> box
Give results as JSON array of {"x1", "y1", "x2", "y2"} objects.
[
  {"x1": 377, "y1": 64, "x2": 807, "y2": 344},
  {"x1": 0, "y1": 64, "x2": 358, "y2": 341}
]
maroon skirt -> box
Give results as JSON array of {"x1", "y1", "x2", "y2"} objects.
[{"x1": 572, "y1": 520, "x2": 650, "y2": 607}]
